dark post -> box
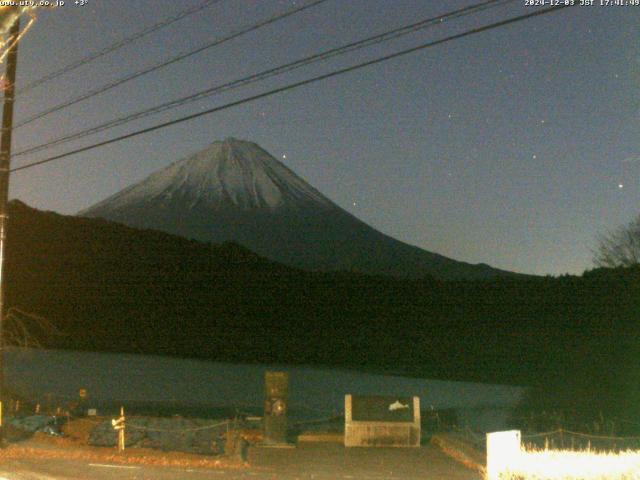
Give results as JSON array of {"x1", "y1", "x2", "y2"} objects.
[
  {"x1": 0, "y1": 15, "x2": 20, "y2": 442},
  {"x1": 263, "y1": 371, "x2": 289, "y2": 445}
]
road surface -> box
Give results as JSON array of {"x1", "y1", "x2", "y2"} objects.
[{"x1": 0, "y1": 443, "x2": 481, "y2": 479}]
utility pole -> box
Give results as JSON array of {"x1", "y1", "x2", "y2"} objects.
[{"x1": 0, "y1": 15, "x2": 20, "y2": 444}]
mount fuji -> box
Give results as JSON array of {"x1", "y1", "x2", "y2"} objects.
[{"x1": 80, "y1": 138, "x2": 516, "y2": 280}]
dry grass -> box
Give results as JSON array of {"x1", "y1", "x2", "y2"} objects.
[
  {"x1": 498, "y1": 447, "x2": 640, "y2": 480},
  {"x1": 432, "y1": 431, "x2": 640, "y2": 480},
  {"x1": 0, "y1": 419, "x2": 248, "y2": 470},
  {"x1": 228, "y1": 428, "x2": 263, "y2": 444},
  {"x1": 61, "y1": 416, "x2": 105, "y2": 444},
  {"x1": 0, "y1": 443, "x2": 248, "y2": 469}
]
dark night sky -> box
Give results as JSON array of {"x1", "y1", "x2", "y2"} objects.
[{"x1": 6, "y1": 0, "x2": 639, "y2": 275}]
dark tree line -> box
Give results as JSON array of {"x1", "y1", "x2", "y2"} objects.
[{"x1": 3, "y1": 200, "x2": 640, "y2": 433}]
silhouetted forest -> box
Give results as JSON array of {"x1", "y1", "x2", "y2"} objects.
[{"x1": 5, "y1": 200, "x2": 640, "y2": 430}]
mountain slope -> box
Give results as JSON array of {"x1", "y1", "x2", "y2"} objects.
[{"x1": 80, "y1": 137, "x2": 518, "y2": 280}]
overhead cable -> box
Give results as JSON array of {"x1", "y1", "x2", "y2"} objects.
[
  {"x1": 14, "y1": 0, "x2": 516, "y2": 158},
  {"x1": 11, "y1": 4, "x2": 575, "y2": 174},
  {"x1": 17, "y1": 0, "x2": 225, "y2": 95}
]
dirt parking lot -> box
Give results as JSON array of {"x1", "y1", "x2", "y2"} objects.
[
  {"x1": 0, "y1": 438, "x2": 481, "y2": 479},
  {"x1": 246, "y1": 442, "x2": 482, "y2": 480}
]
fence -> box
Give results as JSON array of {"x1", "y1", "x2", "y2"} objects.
[
  {"x1": 521, "y1": 429, "x2": 640, "y2": 453},
  {"x1": 449, "y1": 423, "x2": 640, "y2": 454},
  {"x1": 88, "y1": 407, "x2": 252, "y2": 455},
  {"x1": 2, "y1": 389, "x2": 346, "y2": 456},
  {"x1": 486, "y1": 429, "x2": 640, "y2": 480}
]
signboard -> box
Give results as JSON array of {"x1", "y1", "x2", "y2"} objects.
[
  {"x1": 345, "y1": 394, "x2": 420, "y2": 447},
  {"x1": 351, "y1": 395, "x2": 414, "y2": 422}
]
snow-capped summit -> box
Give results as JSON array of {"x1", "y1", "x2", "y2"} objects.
[
  {"x1": 84, "y1": 137, "x2": 334, "y2": 213},
  {"x1": 80, "y1": 138, "x2": 518, "y2": 280}
]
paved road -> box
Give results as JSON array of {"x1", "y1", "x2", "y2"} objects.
[{"x1": 0, "y1": 443, "x2": 481, "y2": 480}]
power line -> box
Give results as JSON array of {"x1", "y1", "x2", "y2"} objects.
[
  {"x1": 11, "y1": 4, "x2": 575, "y2": 174},
  {"x1": 13, "y1": 0, "x2": 330, "y2": 129},
  {"x1": 14, "y1": 0, "x2": 516, "y2": 158},
  {"x1": 17, "y1": 0, "x2": 224, "y2": 96}
]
